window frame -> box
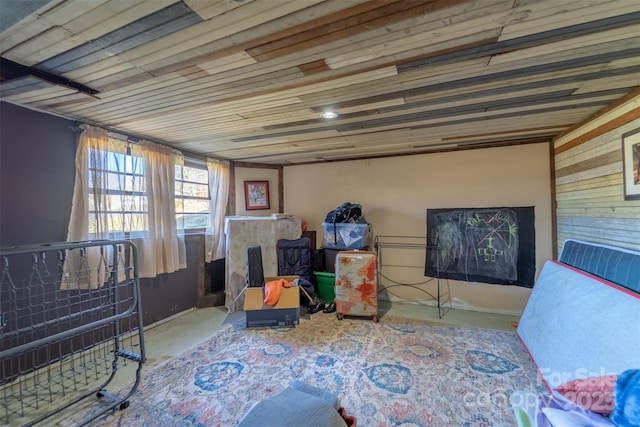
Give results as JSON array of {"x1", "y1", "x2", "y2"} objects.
[
  {"x1": 87, "y1": 144, "x2": 148, "y2": 237},
  {"x1": 175, "y1": 158, "x2": 210, "y2": 234}
]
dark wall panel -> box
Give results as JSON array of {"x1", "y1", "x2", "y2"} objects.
[
  {"x1": 0, "y1": 101, "x2": 75, "y2": 246},
  {"x1": 140, "y1": 237, "x2": 200, "y2": 325},
  {"x1": 0, "y1": 102, "x2": 199, "y2": 326}
]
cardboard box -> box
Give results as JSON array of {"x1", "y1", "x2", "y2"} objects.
[{"x1": 244, "y1": 276, "x2": 300, "y2": 327}]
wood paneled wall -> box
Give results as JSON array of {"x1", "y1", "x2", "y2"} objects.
[{"x1": 554, "y1": 94, "x2": 640, "y2": 253}]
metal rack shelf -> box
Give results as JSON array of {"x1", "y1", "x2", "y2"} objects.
[{"x1": 374, "y1": 235, "x2": 451, "y2": 318}]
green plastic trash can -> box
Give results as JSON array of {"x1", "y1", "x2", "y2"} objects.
[{"x1": 313, "y1": 271, "x2": 335, "y2": 303}]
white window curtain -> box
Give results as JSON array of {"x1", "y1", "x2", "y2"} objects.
[
  {"x1": 63, "y1": 125, "x2": 125, "y2": 288},
  {"x1": 137, "y1": 140, "x2": 186, "y2": 276},
  {"x1": 63, "y1": 125, "x2": 186, "y2": 287},
  {"x1": 204, "y1": 158, "x2": 230, "y2": 262}
]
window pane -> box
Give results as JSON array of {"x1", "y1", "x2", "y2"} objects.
[
  {"x1": 181, "y1": 182, "x2": 208, "y2": 198},
  {"x1": 107, "y1": 213, "x2": 125, "y2": 231},
  {"x1": 125, "y1": 195, "x2": 148, "y2": 211},
  {"x1": 127, "y1": 213, "x2": 147, "y2": 232},
  {"x1": 88, "y1": 213, "x2": 97, "y2": 234},
  {"x1": 175, "y1": 162, "x2": 210, "y2": 230},
  {"x1": 87, "y1": 145, "x2": 149, "y2": 235},
  {"x1": 106, "y1": 171, "x2": 125, "y2": 191},
  {"x1": 182, "y1": 199, "x2": 208, "y2": 213},
  {"x1": 176, "y1": 199, "x2": 208, "y2": 229},
  {"x1": 88, "y1": 171, "x2": 146, "y2": 193},
  {"x1": 127, "y1": 174, "x2": 146, "y2": 192},
  {"x1": 183, "y1": 166, "x2": 208, "y2": 183},
  {"x1": 180, "y1": 213, "x2": 208, "y2": 229},
  {"x1": 88, "y1": 192, "x2": 147, "y2": 208},
  {"x1": 129, "y1": 155, "x2": 145, "y2": 175}
]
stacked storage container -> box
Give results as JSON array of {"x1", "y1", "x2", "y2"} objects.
[
  {"x1": 314, "y1": 222, "x2": 372, "y2": 304},
  {"x1": 314, "y1": 203, "x2": 374, "y2": 313},
  {"x1": 321, "y1": 222, "x2": 372, "y2": 272}
]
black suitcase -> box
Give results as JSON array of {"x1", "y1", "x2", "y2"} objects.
[
  {"x1": 277, "y1": 238, "x2": 313, "y2": 285},
  {"x1": 312, "y1": 248, "x2": 325, "y2": 272},
  {"x1": 247, "y1": 245, "x2": 264, "y2": 287}
]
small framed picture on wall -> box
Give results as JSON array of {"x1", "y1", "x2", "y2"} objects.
[
  {"x1": 622, "y1": 127, "x2": 640, "y2": 201},
  {"x1": 244, "y1": 181, "x2": 270, "y2": 210}
]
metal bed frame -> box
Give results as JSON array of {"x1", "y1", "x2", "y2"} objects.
[
  {"x1": 374, "y1": 235, "x2": 451, "y2": 318},
  {"x1": 0, "y1": 240, "x2": 145, "y2": 426}
]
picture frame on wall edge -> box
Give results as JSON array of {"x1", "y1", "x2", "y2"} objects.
[
  {"x1": 622, "y1": 127, "x2": 640, "y2": 201},
  {"x1": 244, "y1": 181, "x2": 270, "y2": 210}
]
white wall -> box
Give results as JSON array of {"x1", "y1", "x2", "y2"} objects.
[
  {"x1": 234, "y1": 166, "x2": 280, "y2": 216},
  {"x1": 283, "y1": 143, "x2": 553, "y2": 315}
]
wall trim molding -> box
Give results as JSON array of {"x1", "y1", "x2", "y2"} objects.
[{"x1": 554, "y1": 106, "x2": 640, "y2": 155}]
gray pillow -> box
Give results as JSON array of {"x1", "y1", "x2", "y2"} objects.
[{"x1": 237, "y1": 386, "x2": 347, "y2": 427}]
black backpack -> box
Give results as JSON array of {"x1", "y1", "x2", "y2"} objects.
[
  {"x1": 324, "y1": 202, "x2": 362, "y2": 224},
  {"x1": 276, "y1": 237, "x2": 313, "y2": 284}
]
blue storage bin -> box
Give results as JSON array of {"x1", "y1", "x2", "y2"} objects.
[{"x1": 322, "y1": 222, "x2": 371, "y2": 249}]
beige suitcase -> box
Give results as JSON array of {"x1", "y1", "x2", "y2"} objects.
[{"x1": 334, "y1": 250, "x2": 378, "y2": 322}]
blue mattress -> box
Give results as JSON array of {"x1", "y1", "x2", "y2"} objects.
[{"x1": 558, "y1": 239, "x2": 640, "y2": 293}]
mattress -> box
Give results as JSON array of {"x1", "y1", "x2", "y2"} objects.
[
  {"x1": 517, "y1": 260, "x2": 640, "y2": 393},
  {"x1": 558, "y1": 239, "x2": 640, "y2": 293}
]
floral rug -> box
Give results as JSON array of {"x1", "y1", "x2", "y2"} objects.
[{"x1": 79, "y1": 314, "x2": 545, "y2": 426}]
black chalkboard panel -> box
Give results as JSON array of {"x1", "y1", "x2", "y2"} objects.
[{"x1": 425, "y1": 207, "x2": 536, "y2": 287}]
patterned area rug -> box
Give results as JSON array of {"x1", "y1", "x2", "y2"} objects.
[{"x1": 82, "y1": 314, "x2": 545, "y2": 426}]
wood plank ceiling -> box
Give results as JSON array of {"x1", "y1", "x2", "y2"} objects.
[{"x1": 1, "y1": 0, "x2": 639, "y2": 164}]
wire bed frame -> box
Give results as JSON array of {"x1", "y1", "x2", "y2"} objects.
[
  {"x1": 0, "y1": 240, "x2": 145, "y2": 426},
  {"x1": 374, "y1": 235, "x2": 451, "y2": 318}
]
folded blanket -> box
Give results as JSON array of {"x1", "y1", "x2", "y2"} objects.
[{"x1": 611, "y1": 369, "x2": 640, "y2": 427}]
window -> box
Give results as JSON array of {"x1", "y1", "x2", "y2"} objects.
[
  {"x1": 87, "y1": 146, "x2": 148, "y2": 236},
  {"x1": 71, "y1": 126, "x2": 188, "y2": 277},
  {"x1": 175, "y1": 161, "x2": 210, "y2": 231},
  {"x1": 87, "y1": 146, "x2": 210, "y2": 235}
]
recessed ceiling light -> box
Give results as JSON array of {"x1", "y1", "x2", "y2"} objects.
[{"x1": 321, "y1": 111, "x2": 338, "y2": 119}]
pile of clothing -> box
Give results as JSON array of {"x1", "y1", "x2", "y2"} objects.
[{"x1": 514, "y1": 369, "x2": 640, "y2": 427}]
